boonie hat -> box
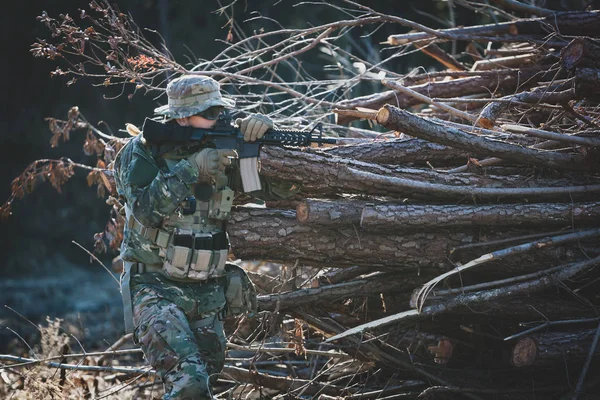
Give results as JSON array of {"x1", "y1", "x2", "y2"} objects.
[{"x1": 154, "y1": 75, "x2": 235, "y2": 119}]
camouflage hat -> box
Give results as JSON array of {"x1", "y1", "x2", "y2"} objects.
[{"x1": 154, "y1": 75, "x2": 235, "y2": 119}]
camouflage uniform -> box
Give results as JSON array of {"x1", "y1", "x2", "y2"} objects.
[{"x1": 114, "y1": 75, "x2": 284, "y2": 399}]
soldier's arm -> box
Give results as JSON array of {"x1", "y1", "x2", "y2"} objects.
[{"x1": 115, "y1": 137, "x2": 199, "y2": 227}]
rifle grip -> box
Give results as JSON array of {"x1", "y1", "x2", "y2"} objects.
[{"x1": 240, "y1": 157, "x2": 262, "y2": 192}]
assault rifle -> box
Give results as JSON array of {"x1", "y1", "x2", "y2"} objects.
[{"x1": 142, "y1": 114, "x2": 336, "y2": 192}]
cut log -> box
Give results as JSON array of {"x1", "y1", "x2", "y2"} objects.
[
  {"x1": 296, "y1": 199, "x2": 600, "y2": 230},
  {"x1": 359, "y1": 202, "x2": 600, "y2": 231},
  {"x1": 316, "y1": 138, "x2": 471, "y2": 167},
  {"x1": 478, "y1": 88, "x2": 575, "y2": 129},
  {"x1": 511, "y1": 329, "x2": 600, "y2": 367},
  {"x1": 230, "y1": 207, "x2": 597, "y2": 270},
  {"x1": 229, "y1": 207, "x2": 467, "y2": 269},
  {"x1": 259, "y1": 147, "x2": 600, "y2": 201},
  {"x1": 561, "y1": 37, "x2": 600, "y2": 70},
  {"x1": 375, "y1": 105, "x2": 595, "y2": 172}
]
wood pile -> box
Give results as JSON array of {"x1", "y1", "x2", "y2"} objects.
[{"x1": 223, "y1": 9, "x2": 600, "y2": 400}]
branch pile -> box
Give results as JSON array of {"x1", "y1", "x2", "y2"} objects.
[{"x1": 222, "y1": 7, "x2": 600, "y2": 400}]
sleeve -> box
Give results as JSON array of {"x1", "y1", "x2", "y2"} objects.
[{"x1": 114, "y1": 137, "x2": 199, "y2": 227}]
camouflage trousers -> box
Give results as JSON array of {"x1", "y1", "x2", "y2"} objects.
[{"x1": 131, "y1": 273, "x2": 227, "y2": 400}]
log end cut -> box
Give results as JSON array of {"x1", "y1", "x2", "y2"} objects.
[
  {"x1": 478, "y1": 117, "x2": 495, "y2": 129},
  {"x1": 296, "y1": 201, "x2": 309, "y2": 223},
  {"x1": 511, "y1": 336, "x2": 538, "y2": 367},
  {"x1": 376, "y1": 106, "x2": 391, "y2": 125}
]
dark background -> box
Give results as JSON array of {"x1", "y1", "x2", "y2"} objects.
[{"x1": 0, "y1": 0, "x2": 590, "y2": 350}]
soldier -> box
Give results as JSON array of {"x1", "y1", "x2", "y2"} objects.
[{"x1": 114, "y1": 74, "x2": 279, "y2": 399}]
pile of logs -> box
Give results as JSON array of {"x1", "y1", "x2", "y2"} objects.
[{"x1": 223, "y1": 9, "x2": 600, "y2": 400}]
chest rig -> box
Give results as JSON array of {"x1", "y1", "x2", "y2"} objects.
[
  {"x1": 129, "y1": 156, "x2": 235, "y2": 281},
  {"x1": 160, "y1": 179, "x2": 234, "y2": 281}
]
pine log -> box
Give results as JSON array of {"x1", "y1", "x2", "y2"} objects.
[
  {"x1": 297, "y1": 200, "x2": 600, "y2": 230},
  {"x1": 229, "y1": 207, "x2": 468, "y2": 269},
  {"x1": 259, "y1": 147, "x2": 600, "y2": 201},
  {"x1": 511, "y1": 329, "x2": 600, "y2": 367},
  {"x1": 375, "y1": 105, "x2": 595, "y2": 172},
  {"x1": 230, "y1": 207, "x2": 597, "y2": 271},
  {"x1": 360, "y1": 202, "x2": 600, "y2": 231},
  {"x1": 315, "y1": 138, "x2": 471, "y2": 167}
]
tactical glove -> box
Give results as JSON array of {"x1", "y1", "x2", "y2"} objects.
[
  {"x1": 236, "y1": 114, "x2": 274, "y2": 142},
  {"x1": 187, "y1": 148, "x2": 237, "y2": 178}
]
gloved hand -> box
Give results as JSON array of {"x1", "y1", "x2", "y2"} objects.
[
  {"x1": 236, "y1": 114, "x2": 274, "y2": 142},
  {"x1": 187, "y1": 148, "x2": 238, "y2": 178}
]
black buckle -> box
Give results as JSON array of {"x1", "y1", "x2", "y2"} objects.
[{"x1": 181, "y1": 196, "x2": 196, "y2": 215}]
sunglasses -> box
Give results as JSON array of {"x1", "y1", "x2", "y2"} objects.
[{"x1": 196, "y1": 106, "x2": 224, "y2": 120}]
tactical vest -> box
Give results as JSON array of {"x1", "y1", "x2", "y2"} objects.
[{"x1": 126, "y1": 170, "x2": 235, "y2": 281}]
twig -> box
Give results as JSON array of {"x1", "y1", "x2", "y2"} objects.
[
  {"x1": 381, "y1": 79, "x2": 477, "y2": 123},
  {"x1": 502, "y1": 124, "x2": 600, "y2": 147},
  {"x1": 572, "y1": 320, "x2": 600, "y2": 400},
  {"x1": 504, "y1": 317, "x2": 600, "y2": 342},
  {"x1": 0, "y1": 354, "x2": 151, "y2": 374},
  {"x1": 72, "y1": 240, "x2": 120, "y2": 287}
]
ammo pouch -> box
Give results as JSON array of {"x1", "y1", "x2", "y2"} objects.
[
  {"x1": 163, "y1": 230, "x2": 229, "y2": 280},
  {"x1": 224, "y1": 264, "x2": 257, "y2": 317}
]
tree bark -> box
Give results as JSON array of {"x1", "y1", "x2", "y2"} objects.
[
  {"x1": 316, "y1": 138, "x2": 472, "y2": 167},
  {"x1": 296, "y1": 198, "x2": 365, "y2": 226}
]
